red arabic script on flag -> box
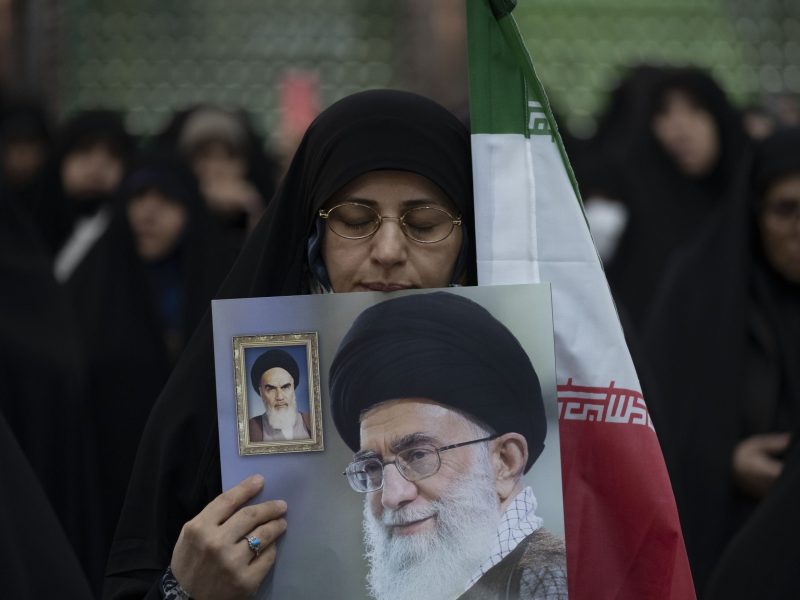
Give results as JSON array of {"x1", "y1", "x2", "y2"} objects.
[{"x1": 558, "y1": 379, "x2": 654, "y2": 430}]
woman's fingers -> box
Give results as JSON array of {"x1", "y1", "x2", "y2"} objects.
[
  {"x1": 169, "y1": 476, "x2": 287, "y2": 600},
  {"x1": 235, "y1": 517, "x2": 289, "y2": 566},
  {"x1": 224, "y1": 498, "x2": 288, "y2": 542},
  {"x1": 203, "y1": 474, "x2": 264, "y2": 525}
]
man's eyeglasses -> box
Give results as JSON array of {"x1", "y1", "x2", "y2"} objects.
[
  {"x1": 319, "y1": 202, "x2": 462, "y2": 244},
  {"x1": 343, "y1": 435, "x2": 498, "y2": 493}
]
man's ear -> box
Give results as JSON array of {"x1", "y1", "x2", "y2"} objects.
[{"x1": 491, "y1": 433, "x2": 528, "y2": 503}]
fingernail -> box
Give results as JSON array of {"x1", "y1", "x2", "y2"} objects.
[
  {"x1": 276, "y1": 499, "x2": 287, "y2": 511},
  {"x1": 250, "y1": 474, "x2": 264, "y2": 485}
]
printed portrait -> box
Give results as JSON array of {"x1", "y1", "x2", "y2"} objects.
[{"x1": 233, "y1": 333, "x2": 323, "y2": 455}]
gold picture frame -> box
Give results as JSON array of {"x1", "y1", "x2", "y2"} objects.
[{"x1": 233, "y1": 332, "x2": 323, "y2": 456}]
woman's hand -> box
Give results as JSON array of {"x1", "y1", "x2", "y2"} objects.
[
  {"x1": 732, "y1": 432, "x2": 790, "y2": 499},
  {"x1": 170, "y1": 474, "x2": 287, "y2": 600}
]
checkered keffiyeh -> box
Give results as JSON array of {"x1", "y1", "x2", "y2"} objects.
[{"x1": 466, "y1": 486, "x2": 544, "y2": 590}]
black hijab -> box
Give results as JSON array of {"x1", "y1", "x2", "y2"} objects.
[
  {"x1": 601, "y1": 66, "x2": 750, "y2": 328},
  {"x1": 0, "y1": 192, "x2": 104, "y2": 590},
  {"x1": 643, "y1": 128, "x2": 800, "y2": 591},
  {"x1": 153, "y1": 104, "x2": 279, "y2": 247},
  {"x1": 31, "y1": 109, "x2": 134, "y2": 255},
  {"x1": 0, "y1": 99, "x2": 52, "y2": 202},
  {"x1": 0, "y1": 412, "x2": 95, "y2": 599},
  {"x1": 105, "y1": 90, "x2": 474, "y2": 600},
  {"x1": 64, "y1": 150, "x2": 237, "y2": 569},
  {"x1": 703, "y1": 430, "x2": 800, "y2": 600}
]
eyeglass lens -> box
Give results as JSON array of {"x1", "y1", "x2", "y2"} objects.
[
  {"x1": 346, "y1": 446, "x2": 441, "y2": 492},
  {"x1": 324, "y1": 203, "x2": 457, "y2": 243}
]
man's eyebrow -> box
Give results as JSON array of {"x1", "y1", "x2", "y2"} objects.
[
  {"x1": 353, "y1": 448, "x2": 379, "y2": 461},
  {"x1": 353, "y1": 433, "x2": 439, "y2": 461},
  {"x1": 389, "y1": 432, "x2": 439, "y2": 454}
]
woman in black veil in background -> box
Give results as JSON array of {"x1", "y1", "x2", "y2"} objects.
[
  {"x1": 644, "y1": 128, "x2": 800, "y2": 593},
  {"x1": 704, "y1": 432, "x2": 800, "y2": 600},
  {"x1": 32, "y1": 110, "x2": 134, "y2": 262},
  {"x1": 597, "y1": 66, "x2": 750, "y2": 328},
  {"x1": 154, "y1": 105, "x2": 279, "y2": 248},
  {"x1": 105, "y1": 90, "x2": 475, "y2": 600},
  {"x1": 0, "y1": 99, "x2": 52, "y2": 209},
  {"x1": 0, "y1": 192, "x2": 104, "y2": 590},
  {"x1": 0, "y1": 411, "x2": 94, "y2": 599},
  {"x1": 65, "y1": 151, "x2": 237, "y2": 574}
]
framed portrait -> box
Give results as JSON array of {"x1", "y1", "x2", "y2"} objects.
[{"x1": 233, "y1": 332, "x2": 323, "y2": 455}]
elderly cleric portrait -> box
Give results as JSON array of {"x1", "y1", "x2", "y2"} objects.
[
  {"x1": 330, "y1": 292, "x2": 568, "y2": 600},
  {"x1": 248, "y1": 348, "x2": 312, "y2": 442}
]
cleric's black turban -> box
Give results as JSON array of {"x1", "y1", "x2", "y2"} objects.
[
  {"x1": 251, "y1": 349, "x2": 300, "y2": 392},
  {"x1": 329, "y1": 292, "x2": 546, "y2": 472}
]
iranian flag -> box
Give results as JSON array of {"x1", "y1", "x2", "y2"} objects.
[{"x1": 467, "y1": 1, "x2": 696, "y2": 598}]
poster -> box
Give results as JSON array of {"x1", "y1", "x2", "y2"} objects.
[{"x1": 213, "y1": 284, "x2": 566, "y2": 599}]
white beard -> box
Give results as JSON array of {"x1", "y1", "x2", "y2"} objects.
[
  {"x1": 265, "y1": 403, "x2": 298, "y2": 437},
  {"x1": 362, "y1": 452, "x2": 500, "y2": 600}
]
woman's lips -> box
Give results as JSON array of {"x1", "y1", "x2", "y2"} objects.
[{"x1": 362, "y1": 282, "x2": 413, "y2": 292}]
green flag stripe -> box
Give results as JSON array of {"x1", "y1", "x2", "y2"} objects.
[
  {"x1": 467, "y1": 0, "x2": 582, "y2": 200},
  {"x1": 467, "y1": 0, "x2": 528, "y2": 135}
]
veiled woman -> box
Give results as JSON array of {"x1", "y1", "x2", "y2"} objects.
[
  {"x1": 644, "y1": 128, "x2": 800, "y2": 591},
  {"x1": 602, "y1": 67, "x2": 750, "y2": 328},
  {"x1": 66, "y1": 150, "x2": 237, "y2": 571},
  {"x1": 105, "y1": 90, "x2": 474, "y2": 600}
]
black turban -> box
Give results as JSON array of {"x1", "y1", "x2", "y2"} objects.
[
  {"x1": 251, "y1": 349, "x2": 300, "y2": 392},
  {"x1": 330, "y1": 292, "x2": 545, "y2": 472}
]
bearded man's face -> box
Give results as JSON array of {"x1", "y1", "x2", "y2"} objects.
[
  {"x1": 259, "y1": 367, "x2": 299, "y2": 431},
  {"x1": 358, "y1": 399, "x2": 502, "y2": 600}
]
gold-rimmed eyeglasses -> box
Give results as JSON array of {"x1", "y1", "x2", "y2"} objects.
[
  {"x1": 319, "y1": 202, "x2": 462, "y2": 244},
  {"x1": 343, "y1": 435, "x2": 498, "y2": 493}
]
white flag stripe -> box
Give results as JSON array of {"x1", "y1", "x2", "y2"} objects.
[
  {"x1": 473, "y1": 133, "x2": 640, "y2": 393},
  {"x1": 471, "y1": 134, "x2": 540, "y2": 283}
]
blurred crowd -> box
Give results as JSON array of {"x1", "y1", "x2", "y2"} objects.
[{"x1": 1, "y1": 62, "x2": 799, "y2": 599}]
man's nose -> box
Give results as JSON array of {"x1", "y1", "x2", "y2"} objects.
[
  {"x1": 370, "y1": 218, "x2": 408, "y2": 267},
  {"x1": 380, "y1": 463, "x2": 417, "y2": 510}
]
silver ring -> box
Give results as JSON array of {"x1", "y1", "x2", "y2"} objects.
[{"x1": 246, "y1": 535, "x2": 262, "y2": 558}]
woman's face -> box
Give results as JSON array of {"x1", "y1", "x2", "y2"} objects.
[
  {"x1": 127, "y1": 189, "x2": 189, "y2": 262},
  {"x1": 759, "y1": 174, "x2": 800, "y2": 284},
  {"x1": 321, "y1": 170, "x2": 463, "y2": 292},
  {"x1": 653, "y1": 90, "x2": 720, "y2": 177},
  {"x1": 61, "y1": 141, "x2": 124, "y2": 198}
]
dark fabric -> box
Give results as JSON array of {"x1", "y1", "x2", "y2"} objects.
[
  {"x1": 456, "y1": 529, "x2": 567, "y2": 600},
  {"x1": 63, "y1": 150, "x2": 237, "y2": 572},
  {"x1": 329, "y1": 292, "x2": 545, "y2": 470},
  {"x1": 29, "y1": 109, "x2": 134, "y2": 255},
  {"x1": 0, "y1": 99, "x2": 52, "y2": 206},
  {"x1": 0, "y1": 192, "x2": 104, "y2": 590},
  {"x1": 752, "y1": 126, "x2": 800, "y2": 196},
  {"x1": 643, "y1": 129, "x2": 800, "y2": 592},
  {"x1": 0, "y1": 412, "x2": 95, "y2": 599},
  {"x1": 104, "y1": 90, "x2": 475, "y2": 600},
  {"x1": 250, "y1": 348, "x2": 300, "y2": 391},
  {"x1": 152, "y1": 104, "x2": 279, "y2": 249},
  {"x1": 597, "y1": 66, "x2": 750, "y2": 328},
  {"x1": 703, "y1": 436, "x2": 800, "y2": 600}
]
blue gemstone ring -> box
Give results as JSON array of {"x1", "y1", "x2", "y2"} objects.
[{"x1": 245, "y1": 535, "x2": 262, "y2": 558}]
